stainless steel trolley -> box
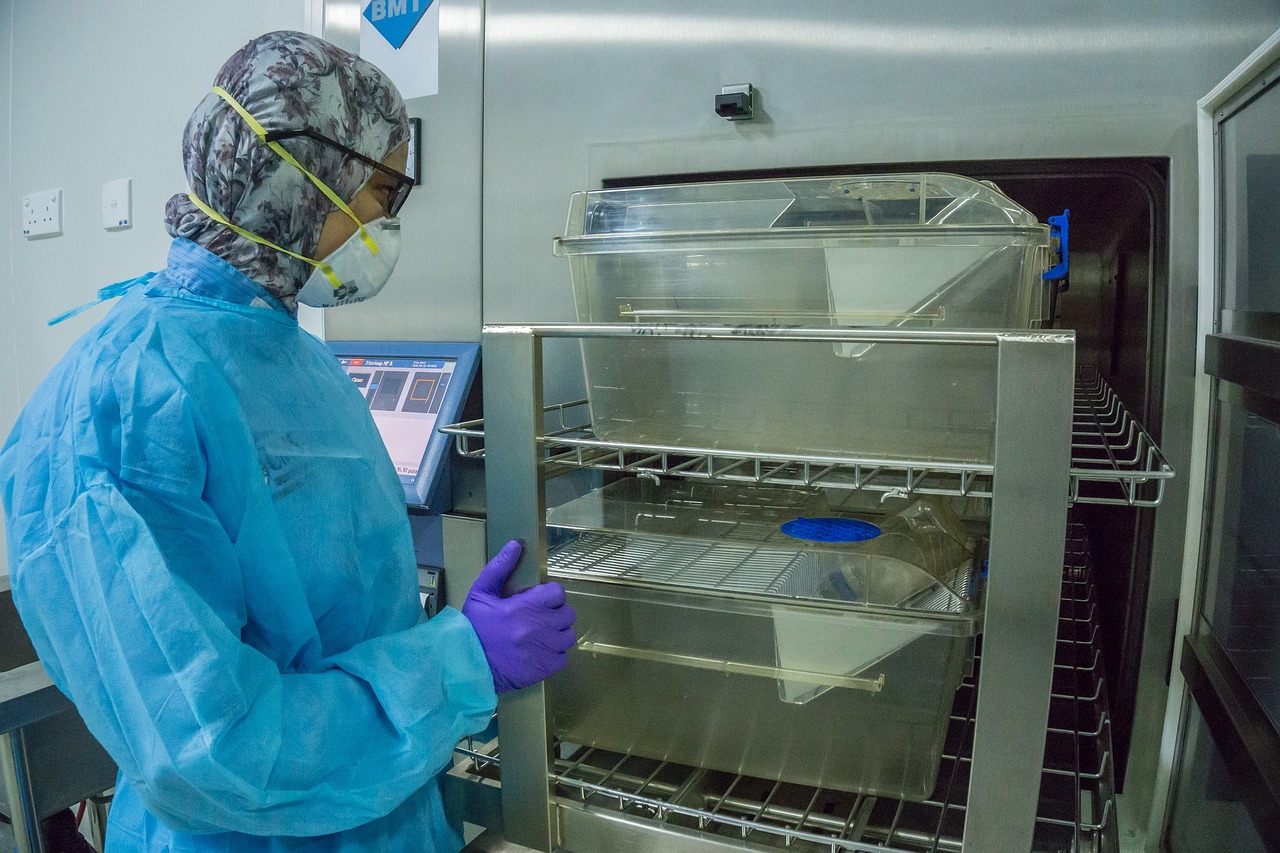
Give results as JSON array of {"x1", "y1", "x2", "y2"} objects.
[{"x1": 444, "y1": 323, "x2": 1171, "y2": 852}]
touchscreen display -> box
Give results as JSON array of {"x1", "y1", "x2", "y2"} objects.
[{"x1": 338, "y1": 356, "x2": 458, "y2": 483}]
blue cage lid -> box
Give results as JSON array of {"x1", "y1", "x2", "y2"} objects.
[{"x1": 780, "y1": 517, "x2": 882, "y2": 543}]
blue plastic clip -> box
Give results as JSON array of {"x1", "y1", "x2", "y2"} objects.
[{"x1": 1042, "y1": 209, "x2": 1069, "y2": 291}]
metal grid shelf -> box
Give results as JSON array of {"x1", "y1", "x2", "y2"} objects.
[
  {"x1": 1069, "y1": 367, "x2": 1172, "y2": 507},
  {"x1": 441, "y1": 369, "x2": 1171, "y2": 507},
  {"x1": 546, "y1": 529, "x2": 978, "y2": 614},
  {"x1": 451, "y1": 520, "x2": 1116, "y2": 853},
  {"x1": 548, "y1": 530, "x2": 808, "y2": 594}
]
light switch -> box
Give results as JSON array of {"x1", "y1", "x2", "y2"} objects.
[
  {"x1": 22, "y1": 189, "x2": 63, "y2": 238},
  {"x1": 103, "y1": 178, "x2": 133, "y2": 230}
]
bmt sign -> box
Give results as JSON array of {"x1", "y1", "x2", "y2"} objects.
[{"x1": 363, "y1": 0, "x2": 434, "y2": 49}]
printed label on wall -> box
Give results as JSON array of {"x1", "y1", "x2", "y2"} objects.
[{"x1": 360, "y1": 0, "x2": 439, "y2": 99}]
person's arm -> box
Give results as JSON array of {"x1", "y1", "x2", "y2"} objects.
[{"x1": 5, "y1": 364, "x2": 495, "y2": 837}]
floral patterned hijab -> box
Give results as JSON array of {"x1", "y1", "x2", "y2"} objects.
[{"x1": 164, "y1": 31, "x2": 409, "y2": 311}]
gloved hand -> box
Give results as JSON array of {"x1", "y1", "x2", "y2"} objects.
[{"x1": 462, "y1": 540, "x2": 577, "y2": 693}]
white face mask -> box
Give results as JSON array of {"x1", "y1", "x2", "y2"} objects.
[{"x1": 295, "y1": 217, "x2": 402, "y2": 308}]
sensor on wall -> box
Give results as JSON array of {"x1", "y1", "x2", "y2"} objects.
[{"x1": 103, "y1": 178, "x2": 133, "y2": 230}]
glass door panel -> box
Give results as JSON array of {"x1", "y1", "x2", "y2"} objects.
[
  {"x1": 1200, "y1": 389, "x2": 1280, "y2": 730},
  {"x1": 1218, "y1": 63, "x2": 1280, "y2": 338},
  {"x1": 1167, "y1": 700, "x2": 1269, "y2": 853}
]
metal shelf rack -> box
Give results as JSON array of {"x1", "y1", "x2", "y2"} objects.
[
  {"x1": 442, "y1": 368, "x2": 1171, "y2": 508},
  {"x1": 450, "y1": 520, "x2": 1116, "y2": 853},
  {"x1": 469, "y1": 324, "x2": 1153, "y2": 852}
]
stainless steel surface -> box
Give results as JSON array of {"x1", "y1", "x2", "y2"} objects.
[
  {"x1": 966, "y1": 334, "x2": 1074, "y2": 851},
  {"x1": 450, "y1": 521, "x2": 1117, "y2": 853},
  {"x1": 319, "y1": 0, "x2": 359, "y2": 51},
  {"x1": 0, "y1": 730, "x2": 43, "y2": 853},
  {"x1": 1204, "y1": 334, "x2": 1280, "y2": 397},
  {"x1": 461, "y1": 828, "x2": 543, "y2": 853},
  {"x1": 479, "y1": 6, "x2": 1280, "y2": 840},
  {"x1": 482, "y1": 328, "x2": 557, "y2": 850},
  {"x1": 0, "y1": 579, "x2": 117, "y2": 832},
  {"x1": 442, "y1": 514, "x2": 488, "y2": 609},
  {"x1": 323, "y1": 0, "x2": 485, "y2": 345},
  {"x1": 0, "y1": 578, "x2": 61, "y2": 736},
  {"x1": 482, "y1": 1, "x2": 1279, "y2": 326},
  {"x1": 484, "y1": 324, "x2": 1032, "y2": 343},
  {"x1": 559, "y1": 805, "x2": 794, "y2": 853},
  {"x1": 440, "y1": 516, "x2": 502, "y2": 831},
  {"x1": 0, "y1": 662, "x2": 63, "y2": 735}
]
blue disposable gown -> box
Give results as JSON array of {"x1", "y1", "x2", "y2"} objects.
[{"x1": 0, "y1": 239, "x2": 497, "y2": 851}]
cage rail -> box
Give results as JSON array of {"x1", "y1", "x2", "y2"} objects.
[{"x1": 442, "y1": 369, "x2": 1171, "y2": 507}]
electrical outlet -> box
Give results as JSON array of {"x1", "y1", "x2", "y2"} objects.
[{"x1": 22, "y1": 189, "x2": 63, "y2": 238}]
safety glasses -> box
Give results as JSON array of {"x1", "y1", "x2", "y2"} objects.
[{"x1": 264, "y1": 128, "x2": 414, "y2": 217}]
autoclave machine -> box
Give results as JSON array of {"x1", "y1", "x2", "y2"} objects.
[{"x1": 444, "y1": 173, "x2": 1172, "y2": 852}]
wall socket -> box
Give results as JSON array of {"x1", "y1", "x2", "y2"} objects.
[{"x1": 22, "y1": 189, "x2": 63, "y2": 238}]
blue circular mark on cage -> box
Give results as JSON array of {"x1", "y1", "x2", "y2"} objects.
[{"x1": 780, "y1": 517, "x2": 882, "y2": 543}]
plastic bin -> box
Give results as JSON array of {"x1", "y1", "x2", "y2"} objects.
[
  {"x1": 546, "y1": 480, "x2": 984, "y2": 799},
  {"x1": 546, "y1": 479, "x2": 983, "y2": 609},
  {"x1": 553, "y1": 173, "x2": 1054, "y2": 463}
]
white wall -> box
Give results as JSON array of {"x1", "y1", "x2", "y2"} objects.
[
  {"x1": 0, "y1": 0, "x2": 14, "y2": 575},
  {"x1": 0, "y1": 1, "x2": 319, "y2": 575}
]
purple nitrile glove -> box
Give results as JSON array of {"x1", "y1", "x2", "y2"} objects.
[{"x1": 462, "y1": 540, "x2": 577, "y2": 693}]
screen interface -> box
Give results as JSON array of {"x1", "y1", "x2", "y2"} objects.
[{"x1": 338, "y1": 356, "x2": 457, "y2": 483}]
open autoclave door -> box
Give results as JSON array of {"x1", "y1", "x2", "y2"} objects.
[{"x1": 1161, "y1": 28, "x2": 1280, "y2": 853}]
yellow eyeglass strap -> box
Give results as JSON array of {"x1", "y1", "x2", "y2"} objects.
[
  {"x1": 186, "y1": 192, "x2": 343, "y2": 290},
  {"x1": 210, "y1": 85, "x2": 378, "y2": 256}
]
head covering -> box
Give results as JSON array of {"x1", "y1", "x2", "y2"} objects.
[{"x1": 164, "y1": 31, "x2": 409, "y2": 311}]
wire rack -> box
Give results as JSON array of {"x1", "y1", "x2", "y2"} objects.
[
  {"x1": 451, "y1": 520, "x2": 1116, "y2": 853},
  {"x1": 546, "y1": 530, "x2": 978, "y2": 614},
  {"x1": 441, "y1": 369, "x2": 1171, "y2": 508},
  {"x1": 1069, "y1": 367, "x2": 1173, "y2": 507}
]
